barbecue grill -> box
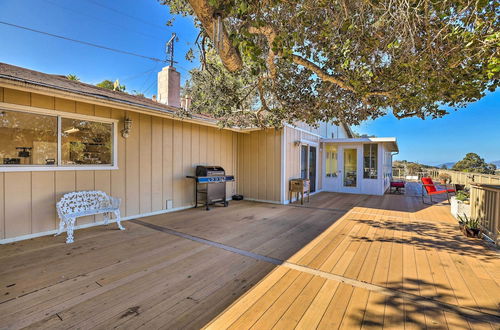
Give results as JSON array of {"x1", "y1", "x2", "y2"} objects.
[{"x1": 187, "y1": 165, "x2": 235, "y2": 210}]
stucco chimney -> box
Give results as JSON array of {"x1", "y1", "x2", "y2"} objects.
[{"x1": 157, "y1": 66, "x2": 180, "y2": 107}]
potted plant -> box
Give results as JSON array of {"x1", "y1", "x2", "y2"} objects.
[
  {"x1": 457, "y1": 214, "x2": 481, "y2": 238},
  {"x1": 438, "y1": 172, "x2": 451, "y2": 184},
  {"x1": 451, "y1": 190, "x2": 471, "y2": 219}
]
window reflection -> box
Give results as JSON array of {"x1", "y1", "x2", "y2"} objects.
[
  {"x1": 61, "y1": 118, "x2": 112, "y2": 165},
  {"x1": 0, "y1": 110, "x2": 57, "y2": 165}
]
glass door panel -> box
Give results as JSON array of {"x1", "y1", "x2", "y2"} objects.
[
  {"x1": 309, "y1": 146, "x2": 316, "y2": 193},
  {"x1": 300, "y1": 145, "x2": 308, "y2": 179},
  {"x1": 343, "y1": 148, "x2": 357, "y2": 187}
]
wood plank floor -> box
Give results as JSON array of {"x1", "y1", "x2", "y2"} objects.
[
  {"x1": 206, "y1": 185, "x2": 500, "y2": 329},
  {"x1": 0, "y1": 198, "x2": 343, "y2": 329},
  {"x1": 1, "y1": 184, "x2": 498, "y2": 329}
]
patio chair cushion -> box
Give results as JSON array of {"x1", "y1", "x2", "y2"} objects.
[
  {"x1": 391, "y1": 182, "x2": 405, "y2": 188},
  {"x1": 421, "y1": 177, "x2": 437, "y2": 193}
]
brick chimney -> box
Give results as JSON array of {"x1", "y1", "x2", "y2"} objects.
[{"x1": 157, "y1": 66, "x2": 180, "y2": 107}]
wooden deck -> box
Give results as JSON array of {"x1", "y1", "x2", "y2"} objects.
[
  {"x1": 207, "y1": 186, "x2": 500, "y2": 329},
  {"x1": 0, "y1": 185, "x2": 498, "y2": 329}
]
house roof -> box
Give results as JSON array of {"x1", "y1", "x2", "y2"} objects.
[
  {"x1": 321, "y1": 137, "x2": 399, "y2": 152},
  {"x1": 0, "y1": 62, "x2": 355, "y2": 135},
  {"x1": 0, "y1": 62, "x2": 225, "y2": 127}
]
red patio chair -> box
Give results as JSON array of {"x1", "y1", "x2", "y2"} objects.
[{"x1": 421, "y1": 177, "x2": 456, "y2": 204}]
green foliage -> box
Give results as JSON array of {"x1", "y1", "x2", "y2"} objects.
[
  {"x1": 457, "y1": 214, "x2": 479, "y2": 229},
  {"x1": 66, "y1": 74, "x2": 80, "y2": 81},
  {"x1": 452, "y1": 153, "x2": 497, "y2": 174},
  {"x1": 183, "y1": 50, "x2": 280, "y2": 127},
  {"x1": 96, "y1": 80, "x2": 126, "y2": 92},
  {"x1": 161, "y1": 0, "x2": 499, "y2": 127},
  {"x1": 455, "y1": 190, "x2": 470, "y2": 202}
]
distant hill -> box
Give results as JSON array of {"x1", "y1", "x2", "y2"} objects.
[
  {"x1": 436, "y1": 162, "x2": 456, "y2": 169},
  {"x1": 491, "y1": 160, "x2": 500, "y2": 168}
]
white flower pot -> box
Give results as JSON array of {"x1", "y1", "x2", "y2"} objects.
[{"x1": 450, "y1": 196, "x2": 471, "y2": 219}]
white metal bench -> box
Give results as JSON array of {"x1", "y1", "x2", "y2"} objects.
[{"x1": 56, "y1": 191, "x2": 124, "y2": 243}]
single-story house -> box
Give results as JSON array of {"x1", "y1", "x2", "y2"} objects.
[{"x1": 0, "y1": 62, "x2": 398, "y2": 243}]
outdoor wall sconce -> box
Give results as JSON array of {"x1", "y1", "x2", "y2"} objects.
[
  {"x1": 121, "y1": 117, "x2": 132, "y2": 138},
  {"x1": 294, "y1": 140, "x2": 301, "y2": 147}
]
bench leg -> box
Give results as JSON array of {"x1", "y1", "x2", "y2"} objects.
[
  {"x1": 114, "y1": 210, "x2": 125, "y2": 230},
  {"x1": 66, "y1": 218, "x2": 76, "y2": 244},
  {"x1": 55, "y1": 219, "x2": 65, "y2": 236},
  {"x1": 103, "y1": 212, "x2": 110, "y2": 225}
]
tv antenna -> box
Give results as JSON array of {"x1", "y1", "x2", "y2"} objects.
[{"x1": 166, "y1": 32, "x2": 177, "y2": 67}]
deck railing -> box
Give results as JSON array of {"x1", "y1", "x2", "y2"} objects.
[
  {"x1": 470, "y1": 184, "x2": 500, "y2": 245},
  {"x1": 429, "y1": 169, "x2": 500, "y2": 186}
]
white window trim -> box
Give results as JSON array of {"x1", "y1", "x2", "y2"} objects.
[{"x1": 0, "y1": 102, "x2": 118, "y2": 172}]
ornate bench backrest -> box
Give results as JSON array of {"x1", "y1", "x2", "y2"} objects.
[{"x1": 57, "y1": 191, "x2": 112, "y2": 218}]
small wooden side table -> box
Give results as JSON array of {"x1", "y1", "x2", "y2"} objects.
[{"x1": 289, "y1": 178, "x2": 310, "y2": 204}]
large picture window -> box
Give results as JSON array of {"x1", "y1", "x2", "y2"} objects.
[
  {"x1": 363, "y1": 144, "x2": 378, "y2": 179},
  {"x1": 0, "y1": 108, "x2": 116, "y2": 169},
  {"x1": 61, "y1": 118, "x2": 113, "y2": 165}
]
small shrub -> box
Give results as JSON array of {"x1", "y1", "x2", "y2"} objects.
[{"x1": 455, "y1": 190, "x2": 470, "y2": 202}]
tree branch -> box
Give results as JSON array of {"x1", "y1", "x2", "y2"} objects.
[
  {"x1": 248, "y1": 26, "x2": 277, "y2": 79},
  {"x1": 187, "y1": 0, "x2": 243, "y2": 72}
]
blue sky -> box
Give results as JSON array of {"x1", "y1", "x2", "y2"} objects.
[{"x1": 0, "y1": 0, "x2": 498, "y2": 165}]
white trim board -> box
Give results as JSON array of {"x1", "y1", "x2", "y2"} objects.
[
  {"x1": 284, "y1": 189, "x2": 323, "y2": 205},
  {"x1": 0, "y1": 205, "x2": 194, "y2": 244},
  {"x1": 243, "y1": 197, "x2": 283, "y2": 205}
]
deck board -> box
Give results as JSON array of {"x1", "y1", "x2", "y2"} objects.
[{"x1": 1, "y1": 185, "x2": 498, "y2": 329}]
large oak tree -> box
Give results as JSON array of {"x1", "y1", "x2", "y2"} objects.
[{"x1": 163, "y1": 0, "x2": 499, "y2": 127}]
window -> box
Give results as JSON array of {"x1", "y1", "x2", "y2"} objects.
[
  {"x1": 61, "y1": 118, "x2": 112, "y2": 165},
  {"x1": 344, "y1": 148, "x2": 357, "y2": 187},
  {"x1": 325, "y1": 145, "x2": 338, "y2": 177},
  {"x1": 0, "y1": 110, "x2": 57, "y2": 165},
  {"x1": 363, "y1": 144, "x2": 378, "y2": 179},
  {"x1": 0, "y1": 108, "x2": 116, "y2": 169}
]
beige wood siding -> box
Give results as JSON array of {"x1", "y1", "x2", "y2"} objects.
[
  {"x1": 0, "y1": 87, "x2": 238, "y2": 240},
  {"x1": 284, "y1": 126, "x2": 322, "y2": 197},
  {"x1": 237, "y1": 129, "x2": 282, "y2": 202}
]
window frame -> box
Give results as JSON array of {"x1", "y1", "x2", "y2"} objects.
[{"x1": 0, "y1": 103, "x2": 118, "y2": 172}]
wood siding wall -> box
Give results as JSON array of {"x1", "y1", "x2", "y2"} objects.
[
  {"x1": 237, "y1": 129, "x2": 282, "y2": 202},
  {"x1": 284, "y1": 126, "x2": 322, "y2": 198},
  {"x1": 0, "y1": 87, "x2": 238, "y2": 240}
]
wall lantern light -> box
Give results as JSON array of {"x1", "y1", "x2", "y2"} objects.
[
  {"x1": 294, "y1": 140, "x2": 301, "y2": 147},
  {"x1": 121, "y1": 117, "x2": 132, "y2": 138}
]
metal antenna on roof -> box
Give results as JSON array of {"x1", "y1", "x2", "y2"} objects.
[{"x1": 166, "y1": 33, "x2": 177, "y2": 67}]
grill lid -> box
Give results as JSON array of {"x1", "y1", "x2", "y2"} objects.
[{"x1": 195, "y1": 165, "x2": 225, "y2": 177}]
